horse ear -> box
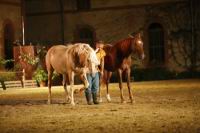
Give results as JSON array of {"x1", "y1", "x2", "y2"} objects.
[
  {"x1": 138, "y1": 28, "x2": 144, "y2": 37},
  {"x1": 128, "y1": 34, "x2": 134, "y2": 38}
]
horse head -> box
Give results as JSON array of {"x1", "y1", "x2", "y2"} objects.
[
  {"x1": 72, "y1": 43, "x2": 90, "y2": 88},
  {"x1": 74, "y1": 43, "x2": 99, "y2": 88},
  {"x1": 130, "y1": 32, "x2": 145, "y2": 60}
]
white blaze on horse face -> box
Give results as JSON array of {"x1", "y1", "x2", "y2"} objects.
[
  {"x1": 136, "y1": 39, "x2": 145, "y2": 60},
  {"x1": 137, "y1": 40, "x2": 142, "y2": 44}
]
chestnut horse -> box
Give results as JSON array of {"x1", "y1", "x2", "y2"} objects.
[
  {"x1": 100, "y1": 32, "x2": 145, "y2": 103},
  {"x1": 46, "y1": 43, "x2": 99, "y2": 105}
]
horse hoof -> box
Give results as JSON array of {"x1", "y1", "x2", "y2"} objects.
[
  {"x1": 99, "y1": 98, "x2": 103, "y2": 103},
  {"x1": 71, "y1": 103, "x2": 75, "y2": 106},
  {"x1": 70, "y1": 101, "x2": 76, "y2": 106},
  {"x1": 106, "y1": 94, "x2": 111, "y2": 102}
]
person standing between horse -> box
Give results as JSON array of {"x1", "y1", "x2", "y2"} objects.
[{"x1": 85, "y1": 41, "x2": 106, "y2": 105}]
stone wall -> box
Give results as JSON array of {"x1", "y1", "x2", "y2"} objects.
[
  {"x1": 0, "y1": 0, "x2": 22, "y2": 58},
  {"x1": 24, "y1": 0, "x2": 200, "y2": 71}
]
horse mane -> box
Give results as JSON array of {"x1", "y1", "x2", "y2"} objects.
[
  {"x1": 115, "y1": 37, "x2": 133, "y2": 46},
  {"x1": 67, "y1": 43, "x2": 88, "y2": 55},
  {"x1": 68, "y1": 43, "x2": 99, "y2": 67},
  {"x1": 113, "y1": 37, "x2": 133, "y2": 57}
]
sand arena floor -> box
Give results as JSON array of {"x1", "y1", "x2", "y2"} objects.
[{"x1": 0, "y1": 79, "x2": 200, "y2": 133}]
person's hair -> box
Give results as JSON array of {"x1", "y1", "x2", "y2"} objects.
[
  {"x1": 96, "y1": 41, "x2": 104, "y2": 49},
  {"x1": 96, "y1": 40, "x2": 104, "y2": 44}
]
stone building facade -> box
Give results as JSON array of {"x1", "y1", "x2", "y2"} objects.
[
  {"x1": 0, "y1": 0, "x2": 199, "y2": 72},
  {"x1": 24, "y1": 0, "x2": 199, "y2": 72},
  {"x1": 0, "y1": 0, "x2": 22, "y2": 69}
]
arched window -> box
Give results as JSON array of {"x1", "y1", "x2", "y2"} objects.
[
  {"x1": 4, "y1": 22, "x2": 14, "y2": 69},
  {"x1": 148, "y1": 23, "x2": 165, "y2": 65},
  {"x1": 77, "y1": 27, "x2": 95, "y2": 48},
  {"x1": 76, "y1": 0, "x2": 90, "y2": 11}
]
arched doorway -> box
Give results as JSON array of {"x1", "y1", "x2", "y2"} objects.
[
  {"x1": 76, "y1": 25, "x2": 95, "y2": 48},
  {"x1": 4, "y1": 22, "x2": 14, "y2": 69},
  {"x1": 148, "y1": 23, "x2": 165, "y2": 66}
]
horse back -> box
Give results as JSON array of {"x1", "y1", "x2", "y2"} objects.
[{"x1": 46, "y1": 45, "x2": 71, "y2": 74}]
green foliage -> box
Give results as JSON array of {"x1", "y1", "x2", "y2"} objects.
[
  {"x1": 132, "y1": 68, "x2": 176, "y2": 81},
  {"x1": 19, "y1": 53, "x2": 39, "y2": 65},
  {"x1": 33, "y1": 68, "x2": 59, "y2": 83},
  {"x1": 36, "y1": 46, "x2": 47, "y2": 60},
  {"x1": 33, "y1": 68, "x2": 48, "y2": 83},
  {"x1": 52, "y1": 71, "x2": 59, "y2": 80},
  {"x1": 176, "y1": 71, "x2": 200, "y2": 79},
  {"x1": 0, "y1": 72, "x2": 17, "y2": 81},
  {"x1": 131, "y1": 68, "x2": 200, "y2": 81},
  {"x1": 19, "y1": 46, "x2": 47, "y2": 67},
  {"x1": 105, "y1": 67, "x2": 200, "y2": 82},
  {"x1": 0, "y1": 58, "x2": 14, "y2": 68},
  {"x1": 19, "y1": 46, "x2": 49, "y2": 83}
]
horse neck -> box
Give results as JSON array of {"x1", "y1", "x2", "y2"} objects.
[{"x1": 115, "y1": 38, "x2": 133, "y2": 58}]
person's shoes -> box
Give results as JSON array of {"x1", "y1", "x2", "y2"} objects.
[
  {"x1": 85, "y1": 92, "x2": 92, "y2": 105},
  {"x1": 92, "y1": 92, "x2": 99, "y2": 104}
]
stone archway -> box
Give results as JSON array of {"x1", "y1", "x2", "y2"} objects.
[
  {"x1": 3, "y1": 20, "x2": 15, "y2": 69},
  {"x1": 74, "y1": 25, "x2": 96, "y2": 48},
  {"x1": 148, "y1": 23, "x2": 165, "y2": 65}
]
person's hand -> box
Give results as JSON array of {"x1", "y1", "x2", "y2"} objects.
[{"x1": 92, "y1": 73, "x2": 96, "y2": 78}]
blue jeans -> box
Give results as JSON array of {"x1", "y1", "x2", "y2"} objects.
[{"x1": 85, "y1": 72, "x2": 99, "y2": 94}]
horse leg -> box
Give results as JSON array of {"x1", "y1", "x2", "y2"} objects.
[
  {"x1": 99, "y1": 74, "x2": 104, "y2": 103},
  {"x1": 105, "y1": 71, "x2": 112, "y2": 102},
  {"x1": 118, "y1": 69, "x2": 126, "y2": 103},
  {"x1": 63, "y1": 74, "x2": 70, "y2": 103},
  {"x1": 82, "y1": 69, "x2": 89, "y2": 89},
  {"x1": 47, "y1": 66, "x2": 53, "y2": 105},
  {"x1": 127, "y1": 68, "x2": 134, "y2": 103},
  {"x1": 68, "y1": 71, "x2": 75, "y2": 106}
]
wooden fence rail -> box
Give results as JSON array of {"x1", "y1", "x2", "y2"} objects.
[{"x1": 0, "y1": 70, "x2": 38, "y2": 90}]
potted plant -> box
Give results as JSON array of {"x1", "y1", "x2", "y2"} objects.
[
  {"x1": 33, "y1": 68, "x2": 48, "y2": 87},
  {"x1": 19, "y1": 45, "x2": 49, "y2": 87}
]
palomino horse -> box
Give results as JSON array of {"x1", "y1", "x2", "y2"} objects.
[
  {"x1": 100, "y1": 32, "x2": 145, "y2": 103},
  {"x1": 46, "y1": 43, "x2": 99, "y2": 105}
]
